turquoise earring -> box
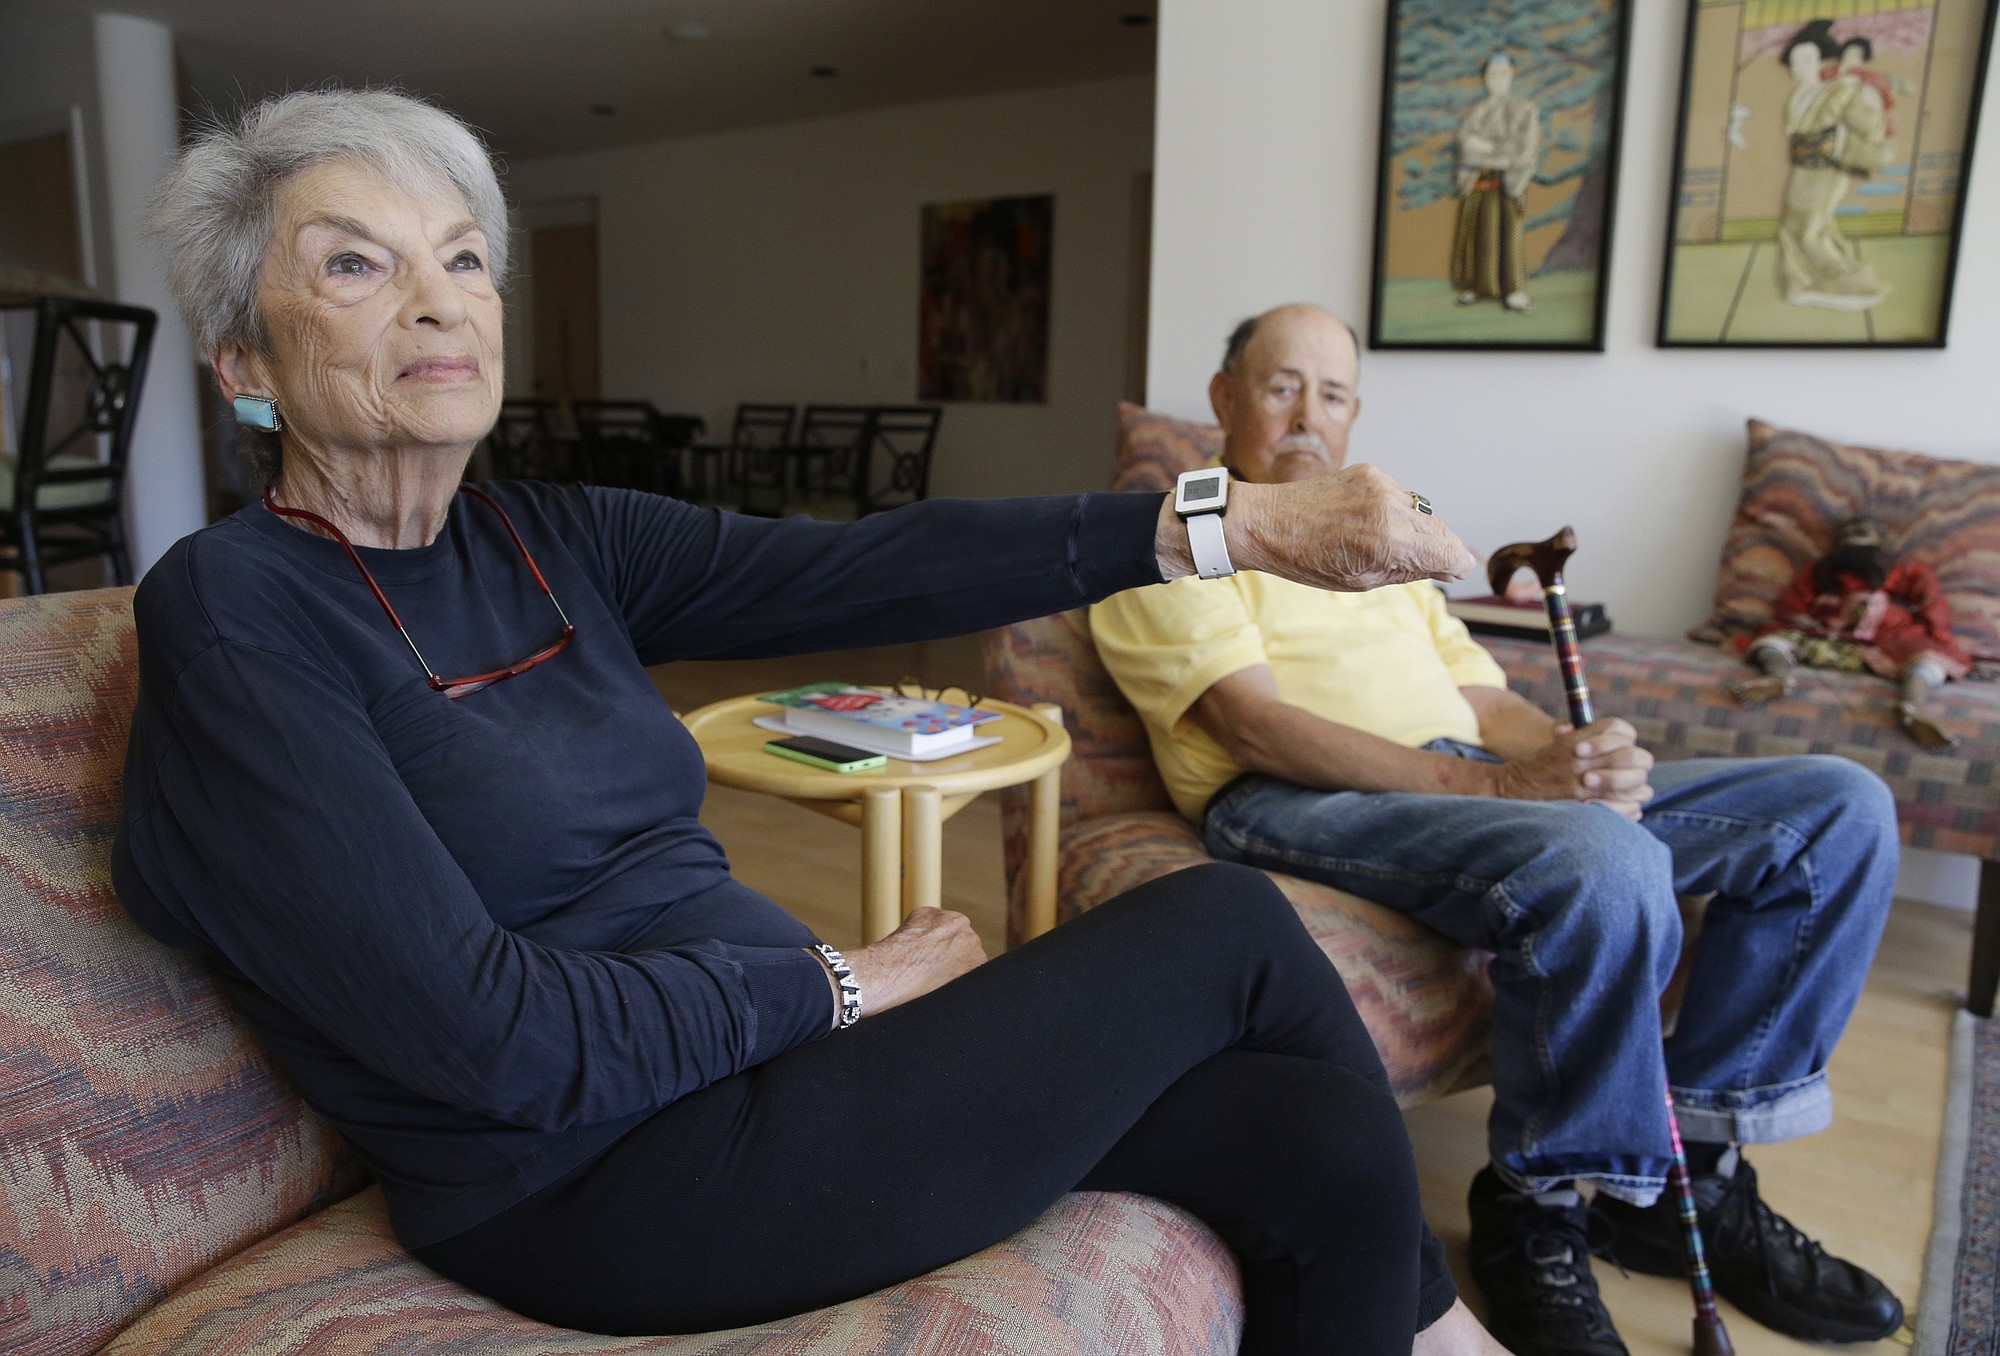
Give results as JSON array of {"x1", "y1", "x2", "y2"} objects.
[{"x1": 233, "y1": 395, "x2": 282, "y2": 432}]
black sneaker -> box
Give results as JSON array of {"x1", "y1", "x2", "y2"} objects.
[
  {"x1": 1589, "y1": 1153, "x2": 1904, "y2": 1343},
  {"x1": 1467, "y1": 1167, "x2": 1631, "y2": 1356}
]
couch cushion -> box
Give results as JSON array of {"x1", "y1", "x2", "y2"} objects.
[
  {"x1": 982, "y1": 609, "x2": 1174, "y2": 828},
  {"x1": 0, "y1": 589, "x2": 364, "y2": 1356},
  {"x1": 982, "y1": 609, "x2": 1177, "y2": 950},
  {"x1": 104, "y1": 1186, "x2": 1242, "y2": 1355},
  {"x1": 1112, "y1": 402, "x2": 1223, "y2": 493},
  {"x1": 1701, "y1": 419, "x2": 2000, "y2": 659},
  {"x1": 1485, "y1": 630, "x2": 2000, "y2": 860},
  {"x1": 1055, "y1": 812, "x2": 1491, "y2": 1106}
]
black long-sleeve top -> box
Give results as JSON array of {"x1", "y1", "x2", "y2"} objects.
[{"x1": 112, "y1": 483, "x2": 1167, "y2": 1247}]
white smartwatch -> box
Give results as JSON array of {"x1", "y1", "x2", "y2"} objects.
[{"x1": 1174, "y1": 468, "x2": 1236, "y2": 580}]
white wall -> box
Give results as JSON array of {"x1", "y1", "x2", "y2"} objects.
[
  {"x1": 505, "y1": 76, "x2": 1155, "y2": 500},
  {"x1": 1148, "y1": 0, "x2": 2000, "y2": 909},
  {"x1": 1149, "y1": 0, "x2": 2000, "y2": 640}
]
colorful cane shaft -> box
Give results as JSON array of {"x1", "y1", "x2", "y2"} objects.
[
  {"x1": 1542, "y1": 583, "x2": 1595, "y2": 728},
  {"x1": 1539, "y1": 565, "x2": 1732, "y2": 1356},
  {"x1": 1664, "y1": 1087, "x2": 1725, "y2": 1326}
]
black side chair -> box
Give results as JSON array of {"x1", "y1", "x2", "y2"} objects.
[
  {"x1": 713, "y1": 403, "x2": 810, "y2": 515},
  {"x1": 483, "y1": 398, "x2": 559, "y2": 480},
  {"x1": 768, "y1": 404, "x2": 874, "y2": 518},
  {"x1": 573, "y1": 399, "x2": 671, "y2": 494},
  {"x1": 1, "y1": 296, "x2": 156, "y2": 594},
  {"x1": 654, "y1": 412, "x2": 706, "y2": 447},
  {"x1": 856, "y1": 406, "x2": 943, "y2": 516},
  {"x1": 652, "y1": 411, "x2": 707, "y2": 497},
  {"x1": 685, "y1": 403, "x2": 793, "y2": 507}
]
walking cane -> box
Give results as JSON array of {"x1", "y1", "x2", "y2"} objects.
[{"x1": 1486, "y1": 528, "x2": 1734, "y2": 1356}]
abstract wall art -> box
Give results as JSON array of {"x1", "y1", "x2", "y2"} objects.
[{"x1": 918, "y1": 194, "x2": 1053, "y2": 402}]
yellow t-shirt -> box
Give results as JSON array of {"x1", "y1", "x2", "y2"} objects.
[{"x1": 1089, "y1": 573, "x2": 1509, "y2": 821}]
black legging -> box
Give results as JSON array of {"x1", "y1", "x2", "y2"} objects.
[{"x1": 415, "y1": 864, "x2": 1455, "y2": 1353}]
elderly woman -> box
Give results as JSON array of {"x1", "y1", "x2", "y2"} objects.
[{"x1": 114, "y1": 90, "x2": 1500, "y2": 1355}]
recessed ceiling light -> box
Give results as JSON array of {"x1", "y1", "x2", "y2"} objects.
[
  {"x1": 1120, "y1": 12, "x2": 1152, "y2": 25},
  {"x1": 810, "y1": 65, "x2": 838, "y2": 78},
  {"x1": 589, "y1": 103, "x2": 616, "y2": 116},
  {"x1": 666, "y1": 22, "x2": 711, "y2": 41}
]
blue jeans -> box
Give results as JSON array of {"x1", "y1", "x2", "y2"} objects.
[{"x1": 1202, "y1": 748, "x2": 1900, "y2": 1205}]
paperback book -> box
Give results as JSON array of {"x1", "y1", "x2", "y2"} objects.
[
  {"x1": 1445, "y1": 594, "x2": 1611, "y2": 642},
  {"x1": 760, "y1": 683, "x2": 1001, "y2": 756}
]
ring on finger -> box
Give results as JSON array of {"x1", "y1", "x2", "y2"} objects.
[{"x1": 1411, "y1": 492, "x2": 1434, "y2": 516}]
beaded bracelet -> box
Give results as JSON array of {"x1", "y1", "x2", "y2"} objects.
[{"x1": 811, "y1": 943, "x2": 862, "y2": 1028}]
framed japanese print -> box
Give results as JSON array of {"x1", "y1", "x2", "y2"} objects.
[
  {"x1": 1659, "y1": 0, "x2": 1998, "y2": 347},
  {"x1": 1369, "y1": 0, "x2": 1634, "y2": 351}
]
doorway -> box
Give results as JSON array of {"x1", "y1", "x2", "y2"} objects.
[
  {"x1": 0, "y1": 128, "x2": 88, "y2": 457},
  {"x1": 531, "y1": 222, "x2": 601, "y2": 408}
]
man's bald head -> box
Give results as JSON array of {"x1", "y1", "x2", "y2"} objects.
[
  {"x1": 1220, "y1": 307, "x2": 1361, "y2": 378},
  {"x1": 1210, "y1": 303, "x2": 1363, "y2": 485}
]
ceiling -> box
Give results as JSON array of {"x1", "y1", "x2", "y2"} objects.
[{"x1": 64, "y1": 0, "x2": 1156, "y2": 162}]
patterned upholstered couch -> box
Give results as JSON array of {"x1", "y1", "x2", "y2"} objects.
[
  {"x1": 987, "y1": 408, "x2": 2000, "y2": 1032},
  {"x1": 1, "y1": 587, "x2": 1244, "y2": 1354},
  {"x1": 1489, "y1": 419, "x2": 2000, "y2": 1017}
]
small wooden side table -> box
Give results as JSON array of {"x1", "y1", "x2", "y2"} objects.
[{"x1": 681, "y1": 695, "x2": 1071, "y2": 943}]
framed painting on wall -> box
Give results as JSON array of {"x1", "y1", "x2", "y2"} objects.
[
  {"x1": 1369, "y1": 0, "x2": 1635, "y2": 351},
  {"x1": 917, "y1": 194, "x2": 1053, "y2": 403},
  {"x1": 1659, "y1": 0, "x2": 1998, "y2": 347}
]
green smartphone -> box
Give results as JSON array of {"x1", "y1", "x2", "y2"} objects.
[{"x1": 764, "y1": 735, "x2": 888, "y2": 773}]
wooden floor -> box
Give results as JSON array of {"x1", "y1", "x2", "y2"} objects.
[
  {"x1": 1408, "y1": 901, "x2": 1955, "y2": 1355},
  {"x1": 653, "y1": 638, "x2": 1961, "y2": 1352}
]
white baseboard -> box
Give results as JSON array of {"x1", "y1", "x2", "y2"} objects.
[{"x1": 1897, "y1": 847, "x2": 1979, "y2": 912}]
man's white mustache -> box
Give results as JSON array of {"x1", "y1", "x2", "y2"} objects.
[{"x1": 1274, "y1": 435, "x2": 1328, "y2": 455}]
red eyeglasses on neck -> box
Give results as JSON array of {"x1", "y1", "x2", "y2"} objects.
[{"x1": 263, "y1": 485, "x2": 576, "y2": 698}]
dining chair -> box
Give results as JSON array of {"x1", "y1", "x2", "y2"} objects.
[
  {"x1": 687, "y1": 403, "x2": 792, "y2": 508},
  {"x1": 740, "y1": 404, "x2": 863, "y2": 517},
  {"x1": 484, "y1": 398, "x2": 560, "y2": 480},
  {"x1": 650, "y1": 411, "x2": 706, "y2": 498},
  {"x1": 855, "y1": 406, "x2": 943, "y2": 516},
  {"x1": 1, "y1": 297, "x2": 156, "y2": 594},
  {"x1": 765, "y1": 404, "x2": 873, "y2": 518},
  {"x1": 573, "y1": 399, "x2": 674, "y2": 494}
]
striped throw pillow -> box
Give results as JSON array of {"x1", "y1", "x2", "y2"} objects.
[{"x1": 1113, "y1": 402, "x2": 1223, "y2": 492}]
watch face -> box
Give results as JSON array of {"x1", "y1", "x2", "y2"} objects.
[{"x1": 1178, "y1": 471, "x2": 1228, "y2": 512}]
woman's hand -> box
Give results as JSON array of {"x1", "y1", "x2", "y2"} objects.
[
  {"x1": 1161, "y1": 465, "x2": 1476, "y2": 591},
  {"x1": 836, "y1": 908, "x2": 987, "y2": 1023}
]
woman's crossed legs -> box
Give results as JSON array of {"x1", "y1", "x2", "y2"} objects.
[{"x1": 417, "y1": 864, "x2": 1451, "y2": 1354}]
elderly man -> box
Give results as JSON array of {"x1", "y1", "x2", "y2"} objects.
[{"x1": 1090, "y1": 303, "x2": 1905, "y2": 1356}]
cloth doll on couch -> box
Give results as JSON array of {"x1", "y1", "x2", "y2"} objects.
[{"x1": 1729, "y1": 515, "x2": 1968, "y2": 749}]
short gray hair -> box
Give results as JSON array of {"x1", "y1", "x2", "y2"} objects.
[
  {"x1": 146, "y1": 88, "x2": 510, "y2": 358},
  {"x1": 1221, "y1": 315, "x2": 1262, "y2": 374}
]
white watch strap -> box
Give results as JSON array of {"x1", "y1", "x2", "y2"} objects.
[{"x1": 1186, "y1": 510, "x2": 1235, "y2": 579}]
